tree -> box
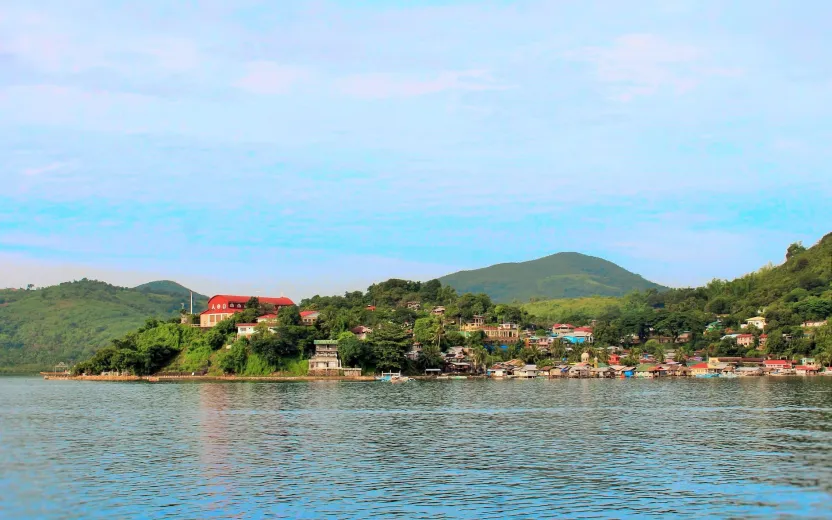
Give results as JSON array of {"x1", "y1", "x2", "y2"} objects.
[
  {"x1": 370, "y1": 325, "x2": 410, "y2": 372},
  {"x1": 471, "y1": 345, "x2": 488, "y2": 373},
  {"x1": 219, "y1": 340, "x2": 248, "y2": 374},
  {"x1": 418, "y1": 343, "x2": 444, "y2": 370},
  {"x1": 655, "y1": 312, "x2": 687, "y2": 343},
  {"x1": 245, "y1": 296, "x2": 260, "y2": 309},
  {"x1": 278, "y1": 305, "x2": 302, "y2": 326},
  {"x1": 786, "y1": 241, "x2": 807, "y2": 261},
  {"x1": 337, "y1": 331, "x2": 372, "y2": 368},
  {"x1": 413, "y1": 317, "x2": 439, "y2": 345}
]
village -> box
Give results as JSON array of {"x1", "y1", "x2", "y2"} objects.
[{"x1": 195, "y1": 294, "x2": 832, "y2": 380}]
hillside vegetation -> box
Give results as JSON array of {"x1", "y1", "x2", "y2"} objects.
[
  {"x1": 0, "y1": 280, "x2": 207, "y2": 371},
  {"x1": 440, "y1": 252, "x2": 666, "y2": 303}
]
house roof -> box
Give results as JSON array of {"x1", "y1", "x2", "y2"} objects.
[
  {"x1": 795, "y1": 365, "x2": 817, "y2": 370},
  {"x1": 300, "y1": 310, "x2": 319, "y2": 317},
  {"x1": 553, "y1": 323, "x2": 575, "y2": 328},
  {"x1": 257, "y1": 313, "x2": 277, "y2": 319},
  {"x1": 236, "y1": 323, "x2": 257, "y2": 327},
  {"x1": 764, "y1": 360, "x2": 792, "y2": 366},
  {"x1": 214, "y1": 295, "x2": 294, "y2": 306}
]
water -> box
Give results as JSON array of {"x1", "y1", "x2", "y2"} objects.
[{"x1": 2, "y1": 377, "x2": 832, "y2": 519}]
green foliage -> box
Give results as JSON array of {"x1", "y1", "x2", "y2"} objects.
[
  {"x1": 369, "y1": 324, "x2": 411, "y2": 372},
  {"x1": 440, "y1": 252, "x2": 667, "y2": 303},
  {"x1": 0, "y1": 279, "x2": 207, "y2": 369},
  {"x1": 521, "y1": 296, "x2": 623, "y2": 323},
  {"x1": 337, "y1": 332, "x2": 372, "y2": 369}
]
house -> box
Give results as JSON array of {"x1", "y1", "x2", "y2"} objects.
[
  {"x1": 743, "y1": 316, "x2": 767, "y2": 330},
  {"x1": 351, "y1": 326, "x2": 373, "y2": 341},
  {"x1": 257, "y1": 313, "x2": 278, "y2": 323},
  {"x1": 802, "y1": 320, "x2": 827, "y2": 328},
  {"x1": 736, "y1": 367, "x2": 763, "y2": 377},
  {"x1": 447, "y1": 361, "x2": 472, "y2": 373},
  {"x1": 479, "y1": 324, "x2": 519, "y2": 340},
  {"x1": 666, "y1": 364, "x2": 691, "y2": 377},
  {"x1": 736, "y1": 334, "x2": 755, "y2": 347},
  {"x1": 609, "y1": 354, "x2": 621, "y2": 365},
  {"x1": 610, "y1": 365, "x2": 635, "y2": 378},
  {"x1": 514, "y1": 365, "x2": 539, "y2": 378},
  {"x1": 308, "y1": 340, "x2": 341, "y2": 375},
  {"x1": 406, "y1": 343, "x2": 423, "y2": 361},
  {"x1": 200, "y1": 295, "x2": 294, "y2": 328},
  {"x1": 801, "y1": 357, "x2": 817, "y2": 367},
  {"x1": 366, "y1": 305, "x2": 376, "y2": 311},
  {"x1": 763, "y1": 360, "x2": 793, "y2": 372},
  {"x1": 300, "y1": 310, "x2": 320, "y2": 325},
  {"x1": 431, "y1": 306, "x2": 446, "y2": 316},
  {"x1": 796, "y1": 365, "x2": 819, "y2": 376},
  {"x1": 405, "y1": 301, "x2": 421, "y2": 311},
  {"x1": 488, "y1": 365, "x2": 511, "y2": 378},
  {"x1": 690, "y1": 362, "x2": 709, "y2": 376},
  {"x1": 635, "y1": 364, "x2": 656, "y2": 378},
  {"x1": 568, "y1": 364, "x2": 591, "y2": 378},
  {"x1": 236, "y1": 323, "x2": 258, "y2": 337},
  {"x1": 590, "y1": 366, "x2": 615, "y2": 378},
  {"x1": 552, "y1": 323, "x2": 575, "y2": 335},
  {"x1": 343, "y1": 367, "x2": 362, "y2": 377}
]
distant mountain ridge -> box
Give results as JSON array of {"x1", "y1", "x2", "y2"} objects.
[
  {"x1": 134, "y1": 280, "x2": 208, "y2": 300},
  {"x1": 439, "y1": 252, "x2": 667, "y2": 302}
]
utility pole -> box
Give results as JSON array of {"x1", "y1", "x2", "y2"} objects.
[{"x1": 190, "y1": 290, "x2": 193, "y2": 314}]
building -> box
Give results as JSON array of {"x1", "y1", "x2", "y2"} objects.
[
  {"x1": 200, "y1": 295, "x2": 294, "y2": 328},
  {"x1": 300, "y1": 310, "x2": 320, "y2": 326},
  {"x1": 236, "y1": 323, "x2": 258, "y2": 337},
  {"x1": 763, "y1": 359, "x2": 793, "y2": 372},
  {"x1": 690, "y1": 362, "x2": 709, "y2": 376},
  {"x1": 803, "y1": 320, "x2": 828, "y2": 328},
  {"x1": 432, "y1": 306, "x2": 446, "y2": 316},
  {"x1": 257, "y1": 313, "x2": 278, "y2": 323},
  {"x1": 743, "y1": 316, "x2": 767, "y2": 330},
  {"x1": 308, "y1": 340, "x2": 341, "y2": 375},
  {"x1": 795, "y1": 365, "x2": 819, "y2": 376},
  {"x1": 407, "y1": 343, "x2": 423, "y2": 361},
  {"x1": 481, "y1": 323, "x2": 519, "y2": 340},
  {"x1": 736, "y1": 334, "x2": 755, "y2": 347},
  {"x1": 351, "y1": 326, "x2": 373, "y2": 341},
  {"x1": 552, "y1": 323, "x2": 575, "y2": 335},
  {"x1": 514, "y1": 365, "x2": 539, "y2": 378},
  {"x1": 405, "y1": 301, "x2": 421, "y2": 311}
]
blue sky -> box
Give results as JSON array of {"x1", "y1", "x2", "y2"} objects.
[{"x1": 1, "y1": 0, "x2": 831, "y2": 298}]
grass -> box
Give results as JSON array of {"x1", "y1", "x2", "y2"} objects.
[{"x1": 521, "y1": 296, "x2": 623, "y2": 322}]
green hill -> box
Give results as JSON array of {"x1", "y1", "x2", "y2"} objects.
[
  {"x1": 134, "y1": 280, "x2": 207, "y2": 301},
  {"x1": 0, "y1": 279, "x2": 208, "y2": 371},
  {"x1": 439, "y1": 252, "x2": 667, "y2": 303}
]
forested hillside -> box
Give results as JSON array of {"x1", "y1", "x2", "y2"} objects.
[
  {"x1": 440, "y1": 252, "x2": 666, "y2": 302},
  {"x1": 0, "y1": 280, "x2": 207, "y2": 371}
]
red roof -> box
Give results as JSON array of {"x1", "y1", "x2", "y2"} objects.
[
  {"x1": 300, "y1": 310, "x2": 319, "y2": 317},
  {"x1": 366, "y1": 305, "x2": 376, "y2": 311},
  {"x1": 236, "y1": 323, "x2": 257, "y2": 327},
  {"x1": 795, "y1": 366, "x2": 817, "y2": 370},
  {"x1": 690, "y1": 363, "x2": 708, "y2": 369},
  {"x1": 574, "y1": 327, "x2": 593, "y2": 332},
  {"x1": 737, "y1": 334, "x2": 753, "y2": 339},
  {"x1": 764, "y1": 360, "x2": 792, "y2": 366},
  {"x1": 258, "y1": 313, "x2": 277, "y2": 319},
  {"x1": 218, "y1": 295, "x2": 294, "y2": 306},
  {"x1": 553, "y1": 323, "x2": 574, "y2": 328}
]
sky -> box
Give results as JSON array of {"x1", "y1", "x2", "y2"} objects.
[{"x1": 1, "y1": 0, "x2": 831, "y2": 299}]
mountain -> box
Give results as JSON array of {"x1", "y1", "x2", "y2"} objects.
[
  {"x1": 439, "y1": 252, "x2": 667, "y2": 303},
  {"x1": 134, "y1": 280, "x2": 207, "y2": 301},
  {"x1": 0, "y1": 279, "x2": 209, "y2": 371}
]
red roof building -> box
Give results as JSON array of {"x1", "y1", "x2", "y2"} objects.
[
  {"x1": 300, "y1": 310, "x2": 320, "y2": 325},
  {"x1": 764, "y1": 360, "x2": 793, "y2": 368},
  {"x1": 200, "y1": 295, "x2": 294, "y2": 328}
]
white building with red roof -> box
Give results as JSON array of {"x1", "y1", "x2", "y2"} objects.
[
  {"x1": 200, "y1": 295, "x2": 294, "y2": 328},
  {"x1": 300, "y1": 310, "x2": 320, "y2": 325}
]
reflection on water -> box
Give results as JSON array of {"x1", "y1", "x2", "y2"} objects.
[{"x1": 2, "y1": 377, "x2": 832, "y2": 518}]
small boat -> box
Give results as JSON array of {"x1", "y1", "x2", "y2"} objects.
[{"x1": 377, "y1": 372, "x2": 411, "y2": 383}]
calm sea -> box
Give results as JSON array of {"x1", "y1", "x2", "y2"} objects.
[{"x1": 1, "y1": 376, "x2": 832, "y2": 519}]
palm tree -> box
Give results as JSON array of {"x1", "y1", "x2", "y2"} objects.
[
  {"x1": 550, "y1": 342, "x2": 567, "y2": 363},
  {"x1": 471, "y1": 345, "x2": 487, "y2": 374}
]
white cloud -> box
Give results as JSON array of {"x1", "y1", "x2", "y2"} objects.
[
  {"x1": 234, "y1": 61, "x2": 308, "y2": 95},
  {"x1": 22, "y1": 161, "x2": 70, "y2": 176},
  {"x1": 565, "y1": 33, "x2": 738, "y2": 101},
  {"x1": 337, "y1": 69, "x2": 510, "y2": 99}
]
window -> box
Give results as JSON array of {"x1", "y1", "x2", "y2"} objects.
[{"x1": 223, "y1": 304, "x2": 227, "y2": 309}]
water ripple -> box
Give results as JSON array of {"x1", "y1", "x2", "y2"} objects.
[{"x1": 1, "y1": 377, "x2": 832, "y2": 518}]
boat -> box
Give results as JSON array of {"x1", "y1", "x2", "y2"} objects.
[{"x1": 377, "y1": 372, "x2": 412, "y2": 383}]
